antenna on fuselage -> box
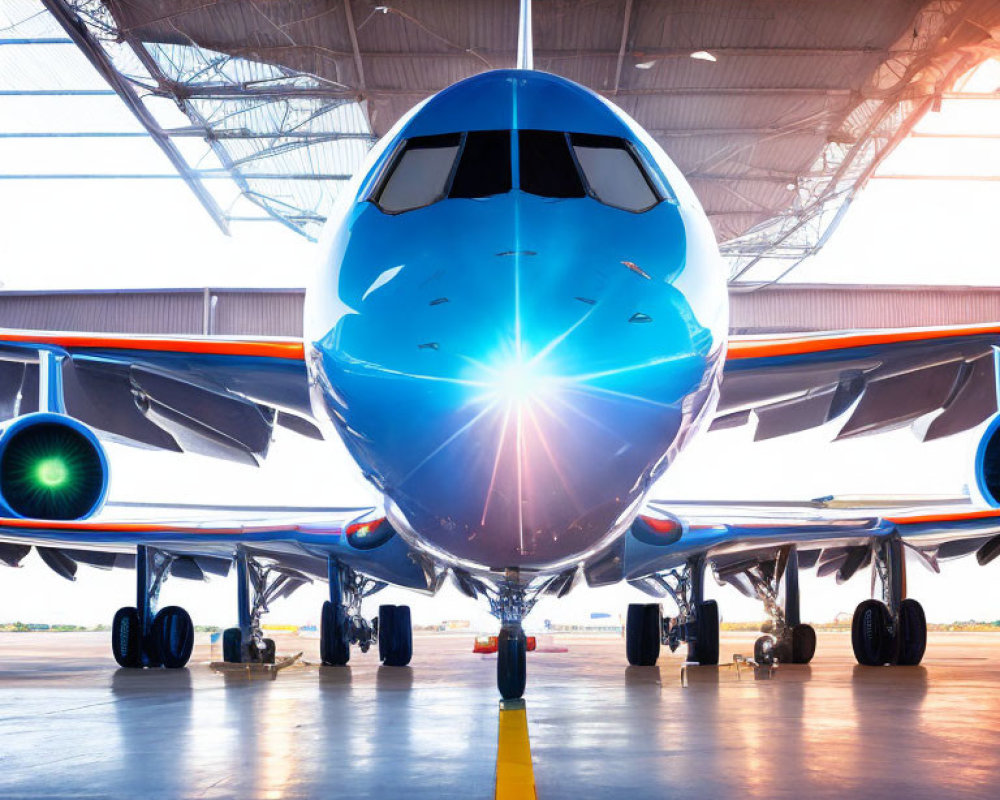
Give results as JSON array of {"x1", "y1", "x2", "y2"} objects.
[{"x1": 517, "y1": 0, "x2": 533, "y2": 70}]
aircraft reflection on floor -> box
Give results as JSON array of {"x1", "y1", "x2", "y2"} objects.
[{"x1": 1, "y1": 631, "x2": 997, "y2": 799}]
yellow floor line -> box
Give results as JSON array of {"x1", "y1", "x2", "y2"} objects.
[{"x1": 495, "y1": 699, "x2": 537, "y2": 799}]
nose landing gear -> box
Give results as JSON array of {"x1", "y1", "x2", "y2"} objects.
[
  {"x1": 478, "y1": 569, "x2": 547, "y2": 699},
  {"x1": 497, "y1": 623, "x2": 528, "y2": 700}
]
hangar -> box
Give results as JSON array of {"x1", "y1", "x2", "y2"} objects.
[{"x1": 2, "y1": 1, "x2": 1000, "y2": 798}]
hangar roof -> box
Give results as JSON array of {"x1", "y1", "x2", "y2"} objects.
[{"x1": 8, "y1": 1, "x2": 1000, "y2": 281}]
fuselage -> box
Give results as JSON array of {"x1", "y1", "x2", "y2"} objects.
[{"x1": 305, "y1": 70, "x2": 728, "y2": 572}]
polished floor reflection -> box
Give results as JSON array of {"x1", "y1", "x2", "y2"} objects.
[{"x1": 0, "y1": 630, "x2": 998, "y2": 799}]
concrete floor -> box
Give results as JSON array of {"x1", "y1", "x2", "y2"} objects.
[{"x1": 0, "y1": 630, "x2": 998, "y2": 799}]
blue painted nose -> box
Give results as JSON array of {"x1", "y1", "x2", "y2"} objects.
[{"x1": 316, "y1": 193, "x2": 715, "y2": 567}]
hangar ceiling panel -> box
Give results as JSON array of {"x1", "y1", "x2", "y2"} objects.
[{"x1": 4, "y1": 0, "x2": 1000, "y2": 281}]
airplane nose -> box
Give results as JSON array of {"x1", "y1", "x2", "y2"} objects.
[{"x1": 318, "y1": 193, "x2": 718, "y2": 567}]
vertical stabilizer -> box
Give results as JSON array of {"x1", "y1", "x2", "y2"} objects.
[{"x1": 517, "y1": 0, "x2": 533, "y2": 70}]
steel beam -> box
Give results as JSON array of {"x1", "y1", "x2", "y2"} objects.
[
  {"x1": 40, "y1": 0, "x2": 230, "y2": 235},
  {"x1": 611, "y1": 0, "x2": 634, "y2": 96},
  {"x1": 0, "y1": 89, "x2": 114, "y2": 95}
]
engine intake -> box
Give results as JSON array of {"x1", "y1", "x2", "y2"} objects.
[
  {"x1": 974, "y1": 414, "x2": 1000, "y2": 507},
  {"x1": 0, "y1": 413, "x2": 109, "y2": 520}
]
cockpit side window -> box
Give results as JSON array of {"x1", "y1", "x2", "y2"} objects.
[
  {"x1": 569, "y1": 133, "x2": 660, "y2": 212},
  {"x1": 518, "y1": 130, "x2": 586, "y2": 199},
  {"x1": 449, "y1": 130, "x2": 512, "y2": 199},
  {"x1": 375, "y1": 133, "x2": 461, "y2": 213}
]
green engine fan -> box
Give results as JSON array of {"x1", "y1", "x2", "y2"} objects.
[{"x1": 0, "y1": 414, "x2": 108, "y2": 520}]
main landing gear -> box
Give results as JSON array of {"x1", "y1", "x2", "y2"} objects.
[
  {"x1": 750, "y1": 546, "x2": 816, "y2": 666},
  {"x1": 222, "y1": 546, "x2": 311, "y2": 664},
  {"x1": 112, "y1": 545, "x2": 194, "y2": 669},
  {"x1": 627, "y1": 554, "x2": 720, "y2": 666},
  {"x1": 320, "y1": 557, "x2": 412, "y2": 668},
  {"x1": 852, "y1": 536, "x2": 926, "y2": 666}
]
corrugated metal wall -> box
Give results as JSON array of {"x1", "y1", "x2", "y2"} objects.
[
  {"x1": 2, "y1": 285, "x2": 999, "y2": 336},
  {"x1": 0, "y1": 289, "x2": 304, "y2": 336},
  {"x1": 729, "y1": 285, "x2": 1000, "y2": 333}
]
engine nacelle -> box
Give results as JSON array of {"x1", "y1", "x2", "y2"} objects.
[
  {"x1": 0, "y1": 413, "x2": 109, "y2": 520},
  {"x1": 974, "y1": 414, "x2": 1000, "y2": 508}
]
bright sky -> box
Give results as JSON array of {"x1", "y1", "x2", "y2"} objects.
[{"x1": 1, "y1": 30, "x2": 999, "y2": 630}]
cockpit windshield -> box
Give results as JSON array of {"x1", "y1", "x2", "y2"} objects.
[{"x1": 372, "y1": 129, "x2": 663, "y2": 214}]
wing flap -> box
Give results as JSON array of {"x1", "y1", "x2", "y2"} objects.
[
  {"x1": 0, "y1": 329, "x2": 319, "y2": 464},
  {"x1": 722, "y1": 324, "x2": 1000, "y2": 441}
]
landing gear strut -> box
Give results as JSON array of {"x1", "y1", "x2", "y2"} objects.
[
  {"x1": 222, "y1": 546, "x2": 311, "y2": 664},
  {"x1": 746, "y1": 546, "x2": 816, "y2": 666},
  {"x1": 485, "y1": 570, "x2": 539, "y2": 699},
  {"x1": 852, "y1": 535, "x2": 926, "y2": 666},
  {"x1": 627, "y1": 554, "x2": 720, "y2": 666},
  {"x1": 320, "y1": 557, "x2": 410, "y2": 667},
  {"x1": 112, "y1": 545, "x2": 194, "y2": 669}
]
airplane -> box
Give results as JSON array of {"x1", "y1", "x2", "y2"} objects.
[{"x1": 3, "y1": 5, "x2": 1000, "y2": 699}]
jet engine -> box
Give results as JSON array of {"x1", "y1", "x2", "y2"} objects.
[
  {"x1": 973, "y1": 414, "x2": 1000, "y2": 508},
  {"x1": 0, "y1": 413, "x2": 109, "y2": 520}
]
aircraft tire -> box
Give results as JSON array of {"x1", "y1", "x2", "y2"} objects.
[
  {"x1": 222, "y1": 627, "x2": 243, "y2": 663},
  {"x1": 151, "y1": 606, "x2": 194, "y2": 668},
  {"x1": 379, "y1": 605, "x2": 412, "y2": 667},
  {"x1": 753, "y1": 635, "x2": 773, "y2": 665},
  {"x1": 321, "y1": 600, "x2": 350, "y2": 666},
  {"x1": 688, "y1": 600, "x2": 720, "y2": 665},
  {"x1": 626, "y1": 603, "x2": 661, "y2": 666},
  {"x1": 897, "y1": 599, "x2": 927, "y2": 666},
  {"x1": 378, "y1": 604, "x2": 395, "y2": 661},
  {"x1": 497, "y1": 624, "x2": 527, "y2": 700},
  {"x1": 852, "y1": 599, "x2": 896, "y2": 665},
  {"x1": 257, "y1": 637, "x2": 276, "y2": 665},
  {"x1": 111, "y1": 606, "x2": 143, "y2": 668},
  {"x1": 791, "y1": 623, "x2": 817, "y2": 664}
]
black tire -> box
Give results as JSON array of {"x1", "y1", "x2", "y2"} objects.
[
  {"x1": 112, "y1": 607, "x2": 142, "y2": 668},
  {"x1": 898, "y1": 598, "x2": 927, "y2": 666},
  {"x1": 222, "y1": 627, "x2": 243, "y2": 663},
  {"x1": 688, "y1": 600, "x2": 720, "y2": 665},
  {"x1": 380, "y1": 605, "x2": 413, "y2": 667},
  {"x1": 151, "y1": 606, "x2": 194, "y2": 669},
  {"x1": 378, "y1": 604, "x2": 395, "y2": 662},
  {"x1": 321, "y1": 600, "x2": 350, "y2": 666},
  {"x1": 753, "y1": 635, "x2": 774, "y2": 665},
  {"x1": 626, "y1": 603, "x2": 661, "y2": 666},
  {"x1": 497, "y1": 624, "x2": 527, "y2": 700},
  {"x1": 258, "y1": 637, "x2": 276, "y2": 665},
  {"x1": 852, "y1": 599, "x2": 896, "y2": 666},
  {"x1": 791, "y1": 623, "x2": 817, "y2": 664}
]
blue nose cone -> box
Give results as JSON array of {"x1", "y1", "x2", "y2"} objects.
[{"x1": 315, "y1": 190, "x2": 716, "y2": 568}]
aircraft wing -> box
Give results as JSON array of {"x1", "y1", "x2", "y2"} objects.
[
  {"x1": 0, "y1": 504, "x2": 440, "y2": 593},
  {"x1": 614, "y1": 501, "x2": 1000, "y2": 595},
  {"x1": 718, "y1": 323, "x2": 1000, "y2": 441},
  {"x1": 0, "y1": 329, "x2": 320, "y2": 465}
]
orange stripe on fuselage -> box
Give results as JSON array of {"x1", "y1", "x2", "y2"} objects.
[
  {"x1": 727, "y1": 322, "x2": 1000, "y2": 361},
  {"x1": 0, "y1": 518, "x2": 302, "y2": 534},
  {"x1": 886, "y1": 509, "x2": 1000, "y2": 525},
  {"x1": 0, "y1": 330, "x2": 305, "y2": 361}
]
